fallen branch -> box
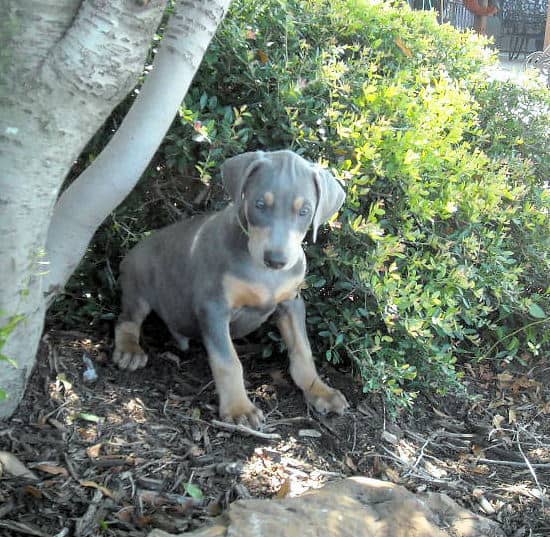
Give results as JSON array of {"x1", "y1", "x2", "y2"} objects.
[
  {"x1": 75, "y1": 490, "x2": 103, "y2": 537},
  {"x1": 193, "y1": 461, "x2": 244, "y2": 477},
  {"x1": 476, "y1": 458, "x2": 550, "y2": 468},
  {"x1": 516, "y1": 432, "x2": 545, "y2": 505},
  {"x1": 403, "y1": 433, "x2": 435, "y2": 478},
  {"x1": 264, "y1": 416, "x2": 316, "y2": 428},
  {"x1": 138, "y1": 489, "x2": 204, "y2": 509},
  {"x1": 376, "y1": 447, "x2": 468, "y2": 490},
  {"x1": 210, "y1": 420, "x2": 281, "y2": 440},
  {"x1": 0, "y1": 521, "x2": 50, "y2": 537}
]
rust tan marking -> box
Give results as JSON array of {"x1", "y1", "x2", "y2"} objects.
[
  {"x1": 223, "y1": 273, "x2": 270, "y2": 308},
  {"x1": 277, "y1": 309, "x2": 348, "y2": 414},
  {"x1": 114, "y1": 321, "x2": 142, "y2": 354},
  {"x1": 307, "y1": 377, "x2": 339, "y2": 399},
  {"x1": 264, "y1": 191, "x2": 274, "y2": 206},
  {"x1": 209, "y1": 351, "x2": 247, "y2": 407},
  {"x1": 277, "y1": 311, "x2": 317, "y2": 390},
  {"x1": 208, "y1": 350, "x2": 263, "y2": 426},
  {"x1": 248, "y1": 225, "x2": 270, "y2": 243},
  {"x1": 113, "y1": 321, "x2": 148, "y2": 370},
  {"x1": 274, "y1": 273, "x2": 305, "y2": 303},
  {"x1": 293, "y1": 196, "x2": 305, "y2": 213}
]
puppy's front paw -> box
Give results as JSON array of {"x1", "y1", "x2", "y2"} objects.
[
  {"x1": 220, "y1": 398, "x2": 264, "y2": 429},
  {"x1": 304, "y1": 379, "x2": 349, "y2": 416},
  {"x1": 113, "y1": 343, "x2": 148, "y2": 371}
]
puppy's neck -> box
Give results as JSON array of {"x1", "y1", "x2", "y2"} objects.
[
  {"x1": 235, "y1": 203, "x2": 249, "y2": 237},
  {"x1": 220, "y1": 203, "x2": 250, "y2": 249}
]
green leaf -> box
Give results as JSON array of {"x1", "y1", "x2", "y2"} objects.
[
  {"x1": 0, "y1": 353, "x2": 17, "y2": 367},
  {"x1": 184, "y1": 483, "x2": 204, "y2": 499},
  {"x1": 528, "y1": 303, "x2": 546, "y2": 319},
  {"x1": 78, "y1": 413, "x2": 103, "y2": 423}
]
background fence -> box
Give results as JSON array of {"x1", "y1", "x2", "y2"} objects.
[{"x1": 407, "y1": 0, "x2": 548, "y2": 58}]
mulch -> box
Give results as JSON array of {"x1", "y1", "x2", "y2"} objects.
[{"x1": 1, "y1": 326, "x2": 549, "y2": 537}]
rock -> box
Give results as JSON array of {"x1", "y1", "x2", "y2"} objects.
[{"x1": 148, "y1": 477, "x2": 505, "y2": 537}]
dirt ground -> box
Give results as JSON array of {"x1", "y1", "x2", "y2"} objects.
[{"x1": 1, "y1": 322, "x2": 549, "y2": 537}]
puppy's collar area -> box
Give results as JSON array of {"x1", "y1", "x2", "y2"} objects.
[{"x1": 236, "y1": 204, "x2": 249, "y2": 237}]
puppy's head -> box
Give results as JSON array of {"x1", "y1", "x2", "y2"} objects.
[{"x1": 222, "y1": 150, "x2": 345, "y2": 270}]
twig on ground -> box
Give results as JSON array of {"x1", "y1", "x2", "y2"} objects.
[
  {"x1": 192, "y1": 461, "x2": 244, "y2": 477},
  {"x1": 264, "y1": 416, "x2": 316, "y2": 428},
  {"x1": 138, "y1": 488, "x2": 204, "y2": 508},
  {"x1": 516, "y1": 430, "x2": 545, "y2": 505},
  {"x1": 170, "y1": 462, "x2": 190, "y2": 493},
  {"x1": 74, "y1": 490, "x2": 103, "y2": 537},
  {"x1": 315, "y1": 416, "x2": 339, "y2": 437},
  {"x1": 377, "y1": 446, "x2": 466, "y2": 489},
  {"x1": 403, "y1": 433, "x2": 436, "y2": 477},
  {"x1": 477, "y1": 494, "x2": 496, "y2": 515},
  {"x1": 365, "y1": 452, "x2": 464, "y2": 489},
  {"x1": 210, "y1": 419, "x2": 281, "y2": 440},
  {"x1": 0, "y1": 521, "x2": 51, "y2": 537},
  {"x1": 63, "y1": 452, "x2": 80, "y2": 481},
  {"x1": 0, "y1": 500, "x2": 16, "y2": 519},
  {"x1": 41, "y1": 400, "x2": 71, "y2": 422},
  {"x1": 312, "y1": 469, "x2": 346, "y2": 478},
  {"x1": 476, "y1": 458, "x2": 550, "y2": 468}
]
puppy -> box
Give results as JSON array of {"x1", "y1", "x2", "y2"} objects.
[{"x1": 113, "y1": 150, "x2": 348, "y2": 427}]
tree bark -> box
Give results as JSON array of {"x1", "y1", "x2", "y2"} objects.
[
  {"x1": 0, "y1": 0, "x2": 167, "y2": 417},
  {"x1": 545, "y1": 0, "x2": 550, "y2": 48},
  {"x1": 45, "y1": 0, "x2": 232, "y2": 294}
]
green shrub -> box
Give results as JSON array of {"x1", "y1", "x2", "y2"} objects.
[
  {"x1": 474, "y1": 80, "x2": 550, "y2": 183},
  {"x1": 57, "y1": 0, "x2": 549, "y2": 408},
  {"x1": 0, "y1": 313, "x2": 24, "y2": 400}
]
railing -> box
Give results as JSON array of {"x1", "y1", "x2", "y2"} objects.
[
  {"x1": 499, "y1": 0, "x2": 548, "y2": 59},
  {"x1": 407, "y1": 0, "x2": 437, "y2": 8},
  {"x1": 408, "y1": 1, "x2": 549, "y2": 60},
  {"x1": 441, "y1": 0, "x2": 475, "y2": 30},
  {"x1": 407, "y1": 1, "x2": 473, "y2": 28}
]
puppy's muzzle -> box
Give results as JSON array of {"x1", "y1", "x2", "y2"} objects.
[{"x1": 264, "y1": 250, "x2": 288, "y2": 270}]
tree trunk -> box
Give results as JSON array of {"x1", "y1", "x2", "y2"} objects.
[
  {"x1": 45, "y1": 0, "x2": 232, "y2": 294},
  {"x1": 0, "y1": 0, "x2": 168, "y2": 417},
  {"x1": 545, "y1": 0, "x2": 550, "y2": 48}
]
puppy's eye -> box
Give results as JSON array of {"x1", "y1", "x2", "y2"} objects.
[
  {"x1": 299, "y1": 206, "x2": 310, "y2": 217},
  {"x1": 255, "y1": 199, "x2": 266, "y2": 210}
]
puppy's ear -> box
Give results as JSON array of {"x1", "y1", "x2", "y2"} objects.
[
  {"x1": 221, "y1": 151, "x2": 266, "y2": 202},
  {"x1": 312, "y1": 168, "x2": 345, "y2": 243}
]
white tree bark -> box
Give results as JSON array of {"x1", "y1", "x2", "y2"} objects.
[
  {"x1": 0, "y1": 0, "x2": 168, "y2": 417},
  {"x1": 45, "y1": 0, "x2": 232, "y2": 294}
]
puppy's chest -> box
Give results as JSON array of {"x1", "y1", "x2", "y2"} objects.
[{"x1": 223, "y1": 272, "x2": 304, "y2": 311}]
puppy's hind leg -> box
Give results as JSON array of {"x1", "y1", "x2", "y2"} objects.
[{"x1": 113, "y1": 280, "x2": 151, "y2": 371}]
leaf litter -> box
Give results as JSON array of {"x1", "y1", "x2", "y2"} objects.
[{"x1": 0, "y1": 328, "x2": 548, "y2": 536}]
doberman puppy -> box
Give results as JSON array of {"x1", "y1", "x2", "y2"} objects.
[{"x1": 113, "y1": 150, "x2": 348, "y2": 427}]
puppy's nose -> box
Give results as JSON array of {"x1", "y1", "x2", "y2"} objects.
[{"x1": 264, "y1": 250, "x2": 287, "y2": 270}]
